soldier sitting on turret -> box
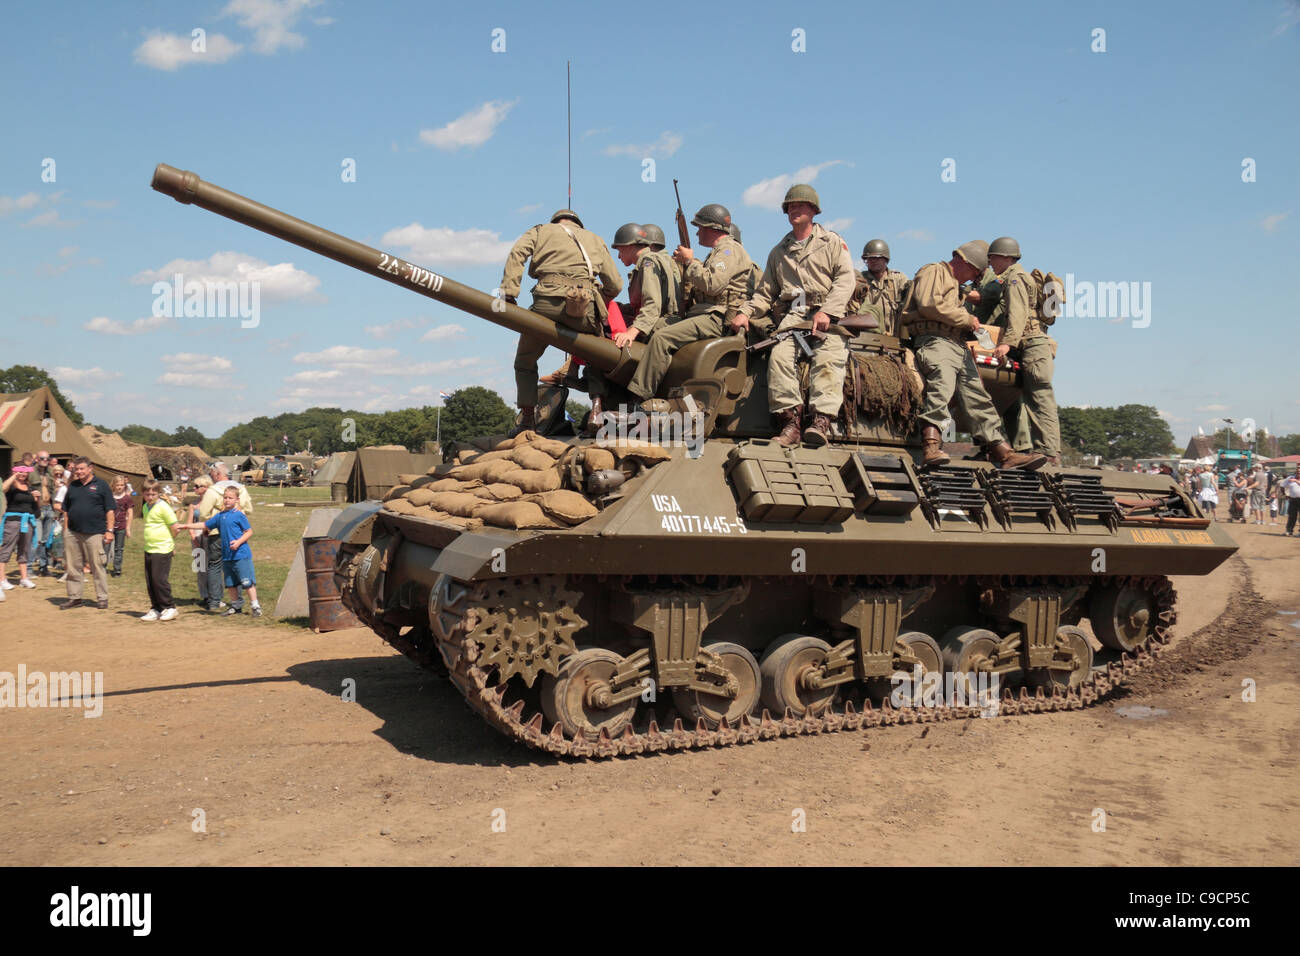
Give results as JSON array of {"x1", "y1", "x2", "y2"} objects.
[
  {"x1": 611, "y1": 223, "x2": 682, "y2": 349},
  {"x1": 731, "y1": 185, "x2": 856, "y2": 447},
  {"x1": 623, "y1": 204, "x2": 754, "y2": 411}
]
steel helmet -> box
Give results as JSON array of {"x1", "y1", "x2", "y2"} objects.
[
  {"x1": 612, "y1": 222, "x2": 645, "y2": 247},
  {"x1": 862, "y1": 238, "x2": 891, "y2": 260},
  {"x1": 728, "y1": 223, "x2": 743, "y2": 243},
  {"x1": 550, "y1": 209, "x2": 583, "y2": 228},
  {"x1": 781, "y1": 184, "x2": 821, "y2": 214},
  {"x1": 988, "y1": 236, "x2": 1021, "y2": 259},
  {"x1": 690, "y1": 203, "x2": 732, "y2": 231},
  {"x1": 640, "y1": 223, "x2": 667, "y2": 248},
  {"x1": 954, "y1": 240, "x2": 990, "y2": 273}
]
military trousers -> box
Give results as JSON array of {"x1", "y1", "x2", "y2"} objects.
[
  {"x1": 627, "y1": 309, "x2": 724, "y2": 401},
  {"x1": 514, "y1": 294, "x2": 606, "y2": 406},
  {"x1": 1018, "y1": 337, "x2": 1060, "y2": 458},
  {"x1": 913, "y1": 333, "x2": 1006, "y2": 446},
  {"x1": 767, "y1": 315, "x2": 847, "y2": 415}
]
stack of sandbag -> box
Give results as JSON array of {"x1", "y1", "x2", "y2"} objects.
[{"x1": 380, "y1": 431, "x2": 673, "y2": 531}]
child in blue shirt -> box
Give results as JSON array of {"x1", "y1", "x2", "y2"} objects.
[{"x1": 180, "y1": 485, "x2": 261, "y2": 617}]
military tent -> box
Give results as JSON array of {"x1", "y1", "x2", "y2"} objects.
[
  {"x1": 0, "y1": 387, "x2": 147, "y2": 487},
  {"x1": 311, "y1": 451, "x2": 352, "y2": 486},
  {"x1": 343, "y1": 447, "x2": 441, "y2": 502}
]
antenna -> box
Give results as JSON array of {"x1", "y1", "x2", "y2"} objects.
[{"x1": 566, "y1": 60, "x2": 572, "y2": 209}]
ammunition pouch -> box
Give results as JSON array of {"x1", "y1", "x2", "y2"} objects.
[{"x1": 563, "y1": 284, "x2": 595, "y2": 318}]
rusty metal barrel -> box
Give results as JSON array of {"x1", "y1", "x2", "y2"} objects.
[
  {"x1": 150, "y1": 163, "x2": 642, "y2": 385},
  {"x1": 304, "y1": 536, "x2": 360, "y2": 632}
]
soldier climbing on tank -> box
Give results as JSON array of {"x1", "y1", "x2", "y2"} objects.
[
  {"x1": 847, "y1": 238, "x2": 910, "y2": 336},
  {"x1": 984, "y1": 237, "x2": 1062, "y2": 465},
  {"x1": 901, "y1": 240, "x2": 1046, "y2": 471},
  {"x1": 621, "y1": 204, "x2": 754, "y2": 411},
  {"x1": 731, "y1": 185, "x2": 856, "y2": 448},
  {"x1": 611, "y1": 223, "x2": 682, "y2": 349},
  {"x1": 500, "y1": 209, "x2": 623, "y2": 435}
]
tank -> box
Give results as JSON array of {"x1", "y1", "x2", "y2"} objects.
[{"x1": 151, "y1": 164, "x2": 1237, "y2": 758}]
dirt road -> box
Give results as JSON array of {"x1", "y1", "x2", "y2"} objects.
[{"x1": 3, "y1": 523, "x2": 1296, "y2": 866}]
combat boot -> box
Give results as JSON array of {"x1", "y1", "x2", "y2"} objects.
[
  {"x1": 774, "y1": 406, "x2": 803, "y2": 447},
  {"x1": 1043, "y1": 455, "x2": 1061, "y2": 467},
  {"x1": 803, "y1": 412, "x2": 833, "y2": 448},
  {"x1": 582, "y1": 396, "x2": 604, "y2": 437},
  {"x1": 921, "y1": 426, "x2": 950, "y2": 469},
  {"x1": 508, "y1": 405, "x2": 535, "y2": 438},
  {"x1": 988, "y1": 441, "x2": 1046, "y2": 471}
]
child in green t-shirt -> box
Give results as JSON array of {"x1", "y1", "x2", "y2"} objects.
[{"x1": 140, "y1": 479, "x2": 185, "y2": 621}]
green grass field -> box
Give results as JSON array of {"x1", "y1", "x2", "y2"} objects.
[{"x1": 33, "y1": 484, "x2": 341, "y2": 630}]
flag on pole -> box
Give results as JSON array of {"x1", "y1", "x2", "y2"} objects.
[{"x1": 439, "y1": 390, "x2": 452, "y2": 401}]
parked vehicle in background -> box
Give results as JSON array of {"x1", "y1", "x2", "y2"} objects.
[{"x1": 1215, "y1": 449, "x2": 1253, "y2": 487}]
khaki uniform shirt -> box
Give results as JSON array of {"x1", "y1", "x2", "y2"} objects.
[
  {"x1": 628, "y1": 248, "x2": 683, "y2": 334},
  {"x1": 744, "y1": 224, "x2": 856, "y2": 322},
  {"x1": 900, "y1": 262, "x2": 975, "y2": 339},
  {"x1": 847, "y1": 268, "x2": 911, "y2": 333},
  {"x1": 681, "y1": 235, "x2": 755, "y2": 319},
  {"x1": 499, "y1": 221, "x2": 623, "y2": 302},
  {"x1": 988, "y1": 262, "x2": 1043, "y2": 347}
]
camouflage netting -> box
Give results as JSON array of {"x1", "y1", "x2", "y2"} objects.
[
  {"x1": 841, "y1": 351, "x2": 923, "y2": 433},
  {"x1": 380, "y1": 430, "x2": 671, "y2": 531}
]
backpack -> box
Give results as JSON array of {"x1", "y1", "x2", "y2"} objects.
[{"x1": 1030, "y1": 269, "x2": 1066, "y2": 325}]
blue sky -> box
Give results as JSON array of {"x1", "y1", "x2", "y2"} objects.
[{"x1": 2, "y1": 0, "x2": 1297, "y2": 444}]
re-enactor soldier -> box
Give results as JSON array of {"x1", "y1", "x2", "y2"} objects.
[
  {"x1": 611, "y1": 223, "x2": 682, "y2": 349},
  {"x1": 626, "y1": 203, "x2": 753, "y2": 407},
  {"x1": 501, "y1": 209, "x2": 623, "y2": 433},
  {"x1": 901, "y1": 241, "x2": 1046, "y2": 471},
  {"x1": 847, "y1": 238, "x2": 910, "y2": 335},
  {"x1": 985, "y1": 236, "x2": 1061, "y2": 464},
  {"x1": 732, "y1": 185, "x2": 855, "y2": 447}
]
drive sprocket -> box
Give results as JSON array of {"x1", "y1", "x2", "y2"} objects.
[{"x1": 463, "y1": 575, "x2": 586, "y2": 686}]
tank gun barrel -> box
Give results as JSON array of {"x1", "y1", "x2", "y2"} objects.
[{"x1": 149, "y1": 164, "x2": 638, "y2": 381}]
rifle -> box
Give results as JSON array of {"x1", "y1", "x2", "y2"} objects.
[
  {"x1": 673, "y1": 179, "x2": 690, "y2": 250},
  {"x1": 747, "y1": 327, "x2": 824, "y2": 359}
]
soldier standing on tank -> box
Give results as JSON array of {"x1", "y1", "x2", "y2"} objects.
[
  {"x1": 985, "y1": 237, "x2": 1061, "y2": 464},
  {"x1": 902, "y1": 240, "x2": 1045, "y2": 471},
  {"x1": 621, "y1": 204, "x2": 754, "y2": 408},
  {"x1": 611, "y1": 223, "x2": 682, "y2": 349},
  {"x1": 847, "y1": 239, "x2": 911, "y2": 335},
  {"x1": 731, "y1": 185, "x2": 856, "y2": 447},
  {"x1": 501, "y1": 209, "x2": 623, "y2": 434}
]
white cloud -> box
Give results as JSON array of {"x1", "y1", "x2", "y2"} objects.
[
  {"x1": 284, "y1": 369, "x2": 343, "y2": 383},
  {"x1": 602, "y1": 131, "x2": 683, "y2": 159},
  {"x1": 82, "y1": 199, "x2": 119, "y2": 209},
  {"x1": 821, "y1": 218, "x2": 853, "y2": 234},
  {"x1": 1273, "y1": 1, "x2": 1300, "y2": 35},
  {"x1": 896, "y1": 228, "x2": 935, "y2": 241},
  {"x1": 419, "y1": 323, "x2": 466, "y2": 342},
  {"x1": 1261, "y1": 212, "x2": 1290, "y2": 232},
  {"x1": 132, "y1": 251, "x2": 323, "y2": 303},
  {"x1": 162, "y1": 352, "x2": 233, "y2": 370},
  {"x1": 133, "y1": 30, "x2": 242, "y2": 70},
  {"x1": 65, "y1": 391, "x2": 104, "y2": 406},
  {"x1": 84, "y1": 315, "x2": 173, "y2": 336},
  {"x1": 365, "y1": 317, "x2": 425, "y2": 339},
  {"x1": 381, "y1": 224, "x2": 513, "y2": 267},
  {"x1": 515, "y1": 203, "x2": 542, "y2": 215},
  {"x1": 741, "y1": 161, "x2": 849, "y2": 210},
  {"x1": 0, "y1": 193, "x2": 40, "y2": 216},
  {"x1": 24, "y1": 210, "x2": 68, "y2": 228},
  {"x1": 157, "y1": 372, "x2": 228, "y2": 389},
  {"x1": 52, "y1": 366, "x2": 121, "y2": 386},
  {"x1": 419, "y1": 100, "x2": 518, "y2": 151},
  {"x1": 1197, "y1": 404, "x2": 1230, "y2": 412},
  {"x1": 58, "y1": 246, "x2": 78, "y2": 257},
  {"x1": 223, "y1": 0, "x2": 318, "y2": 54},
  {"x1": 292, "y1": 345, "x2": 482, "y2": 377}
]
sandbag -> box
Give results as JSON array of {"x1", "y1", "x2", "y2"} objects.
[
  {"x1": 413, "y1": 505, "x2": 484, "y2": 531},
  {"x1": 383, "y1": 484, "x2": 411, "y2": 502},
  {"x1": 408, "y1": 474, "x2": 438, "y2": 490},
  {"x1": 406, "y1": 488, "x2": 439, "y2": 507},
  {"x1": 428, "y1": 492, "x2": 486, "y2": 518},
  {"x1": 423, "y1": 477, "x2": 479, "y2": 493},
  {"x1": 383, "y1": 497, "x2": 418, "y2": 514},
  {"x1": 473, "y1": 448, "x2": 517, "y2": 462},
  {"x1": 500, "y1": 468, "x2": 562, "y2": 493},
  {"x1": 397, "y1": 473, "x2": 425, "y2": 485},
  {"x1": 475, "y1": 501, "x2": 563, "y2": 530},
  {"x1": 583, "y1": 447, "x2": 616, "y2": 473},
  {"x1": 449, "y1": 459, "x2": 518, "y2": 483},
  {"x1": 527, "y1": 490, "x2": 598, "y2": 524},
  {"x1": 510, "y1": 445, "x2": 558, "y2": 471},
  {"x1": 611, "y1": 442, "x2": 673, "y2": 464},
  {"x1": 497, "y1": 430, "x2": 537, "y2": 449},
  {"x1": 526, "y1": 437, "x2": 572, "y2": 458},
  {"x1": 471, "y1": 483, "x2": 523, "y2": 501}
]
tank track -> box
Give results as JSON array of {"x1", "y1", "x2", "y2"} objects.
[{"x1": 339, "y1": 550, "x2": 1176, "y2": 760}]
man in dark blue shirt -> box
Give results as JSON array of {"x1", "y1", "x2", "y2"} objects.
[{"x1": 61, "y1": 456, "x2": 115, "y2": 609}]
